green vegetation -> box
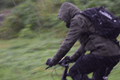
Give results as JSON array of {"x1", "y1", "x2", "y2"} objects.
[
  {"x1": 0, "y1": 0, "x2": 120, "y2": 39},
  {"x1": 0, "y1": 30, "x2": 72, "y2": 80},
  {"x1": 0, "y1": 0, "x2": 120, "y2": 80}
]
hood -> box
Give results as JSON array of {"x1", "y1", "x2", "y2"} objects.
[{"x1": 57, "y1": 2, "x2": 81, "y2": 28}]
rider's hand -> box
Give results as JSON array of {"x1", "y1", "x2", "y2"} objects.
[
  {"x1": 60, "y1": 56, "x2": 73, "y2": 64},
  {"x1": 46, "y1": 58, "x2": 53, "y2": 67}
]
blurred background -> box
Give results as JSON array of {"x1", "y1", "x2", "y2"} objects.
[{"x1": 0, "y1": 0, "x2": 120, "y2": 80}]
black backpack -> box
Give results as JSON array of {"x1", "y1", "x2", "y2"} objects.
[{"x1": 80, "y1": 6, "x2": 120, "y2": 40}]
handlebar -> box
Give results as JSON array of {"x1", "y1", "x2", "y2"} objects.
[
  {"x1": 46, "y1": 57, "x2": 70, "y2": 80},
  {"x1": 45, "y1": 59, "x2": 69, "y2": 69},
  {"x1": 46, "y1": 56, "x2": 70, "y2": 69}
]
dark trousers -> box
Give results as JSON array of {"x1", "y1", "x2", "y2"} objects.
[
  {"x1": 68, "y1": 53, "x2": 120, "y2": 80},
  {"x1": 92, "y1": 60, "x2": 118, "y2": 80}
]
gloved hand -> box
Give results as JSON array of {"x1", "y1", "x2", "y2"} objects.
[
  {"x1": 59, "y1": 56, "x2": 73, "y2": 64},
  {"x1": 46, "y1": 58, "x2": 53, "y2": 67}
]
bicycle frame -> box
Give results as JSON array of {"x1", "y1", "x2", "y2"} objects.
[{"x1": 59, "y1": 61, "x2": 69, "y2": 80}]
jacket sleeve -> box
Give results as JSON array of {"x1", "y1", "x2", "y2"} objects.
[
  {"x1": 70, "y1": 44, "x2": 86, "y2": 62},
  {"x1": 51, "y1": 17, "x2": 87, "y2": 65}
]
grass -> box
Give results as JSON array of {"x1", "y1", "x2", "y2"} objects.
[{"x1": 0, "y1": 30, "x2": 120, "y2": 80}]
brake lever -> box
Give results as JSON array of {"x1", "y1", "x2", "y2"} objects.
[{"x1": 45, "y1": 66, "x2": 50, "y2": 70}]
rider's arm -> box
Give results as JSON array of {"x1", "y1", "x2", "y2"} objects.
[
  {"x1": 70, "y1": 44, "x2": 86, "y2": 62},
  {"x1": 50, "y1": 17, "x2": 87, "y2": 65}
]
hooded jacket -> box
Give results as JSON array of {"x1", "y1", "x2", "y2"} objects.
[
  {"x1": 57, "y1": 2, "x2": 80, "y2": 28},
  {"x1": 51, "y1": 2, "x2": 120, "y2": 65}
]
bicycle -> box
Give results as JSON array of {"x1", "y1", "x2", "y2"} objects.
[{"x1": 46, "y1": 56, "x2": 70, "y2": 80}]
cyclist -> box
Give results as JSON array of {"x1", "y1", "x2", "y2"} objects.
[{"x1": 46, "y1": 2, "x2": 120, "y2": 80}]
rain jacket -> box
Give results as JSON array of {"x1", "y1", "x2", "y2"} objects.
[{"x1": 51, "y1": 2, "x2": 120, "y2": 65}]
